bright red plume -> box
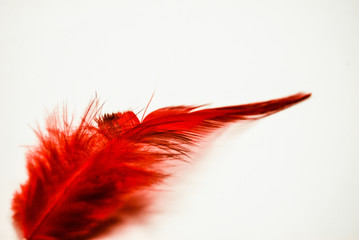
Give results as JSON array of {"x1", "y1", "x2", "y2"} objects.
[{"x1": 12, "y1": 92, "x2": 311, "y2": 240}]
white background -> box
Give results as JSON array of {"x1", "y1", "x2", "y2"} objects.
[{"x1": 1, "y1": 0, "x2": 358, "y2": 239}]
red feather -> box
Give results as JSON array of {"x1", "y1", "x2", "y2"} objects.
[{"x1": 12, "y1": 92, "x2": 311, "y2": 240}]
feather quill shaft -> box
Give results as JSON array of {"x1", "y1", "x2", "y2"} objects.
[{"x1": 12, "y1": 92, "x2": 311, "y2": 240}]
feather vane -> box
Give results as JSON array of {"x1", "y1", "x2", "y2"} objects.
[{"x1": 12, "y1": 92, "x2": 311, "y2": 240}]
